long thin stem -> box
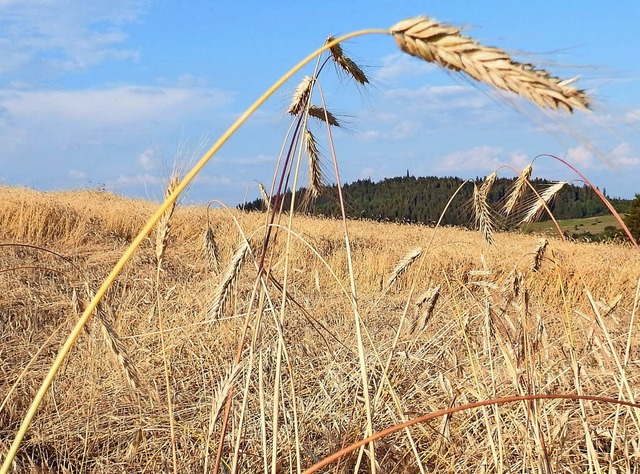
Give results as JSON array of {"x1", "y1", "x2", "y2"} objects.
[
  {"x1": 0, "y1": 27, "x2": 388, "y2": 474},
  {"x1": 302, "y1": 394, "x2": 640, "y2": 474},
  {"x1": 536, "y1": 153, "x2": 639, "y2": 250}
]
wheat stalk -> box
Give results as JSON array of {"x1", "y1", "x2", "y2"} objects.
[
  {"x1": 386, "y1": 247, "x2": 422, "y2": 288},
  {"x1": 326, "y1": 36, "x2": 369, "y2": 85},
  {"x1": 390, "y1": 17, "x2": 589, "y2": 112},
  {"x1": 521, "y1": 181, "x2": 567, "y2": 224},
  {"x1": 307, "y1": 105, "x2": 340, "y2": 127},
  {"x1": 287, "y1": 75, "x2": 314, "y2": 115},
  {"x1": 503, "y1": 164, "x2": 533, "y2": 216},
  {"x1": 209, "y1": 238, "x2": 251, "y2": 319}
]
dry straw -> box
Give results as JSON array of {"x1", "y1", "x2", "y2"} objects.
[
  {"x1": 1, "y1": 17, "x2": 596, "y2": 473},
  {"x1": 390, "y1": 17, "x2": 589, "y2": 112}
]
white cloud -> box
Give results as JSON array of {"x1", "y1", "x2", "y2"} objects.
[
  {"x1": 0, "y1": 0, "x2": 148, "y2": 76},
  {"x1": 509, "y1": 152, "x2": 532, "y2": 171},
  {"x1": 111, "y1": 173, "x2": 163, "y2": 187},
  {"x1": 0, "y1": 85, "x2": 234, "y2": 155},
  {"x1": 624, "y1": 109, "x2": 640, "y2": 122},
  {"x1": 563, "y1": 142, "x2": 639, "y2": 169},
  {"x1": 138, "y1": 148, "x2": 156, "y2": 170},
  {"x1": 385, "y1": 84, "x2": 489, "y2": 112},
  {"x1": 437, "y1": 145, "x2": 504, "y2": 172},
  {"x1": 68, "y1": 169, "x2": 87, "y2": 179},
  {"x1": 375, "y1": 53, "x2": 435, "y2": 84},
  {"x1": 216, "y1": 154, "x2": 276, "y2": 166},
  {"x1": 565, "y1": 144, "x2": 595, "y2": 168},
  {"x1": 194, "y1": 175, "x2": 233, "y2": 187},
  {"x1": 611, "y1": 142, "x2": 640, "y2": 166},
  {"x1": 0, "y1": 86, "x2": 232, "y2": 127}
]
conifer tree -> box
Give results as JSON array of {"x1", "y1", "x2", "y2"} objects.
[{"x1": 624, "y1": 193, "x2": 640, "y2": 241}]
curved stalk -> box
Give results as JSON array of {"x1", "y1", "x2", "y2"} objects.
[{"x1": 0, "y1": 27, "x2": 389, "y2": 474}]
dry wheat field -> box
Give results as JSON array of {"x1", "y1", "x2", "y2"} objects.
[{"x1": 2, "y1": 14, "x2": 640, "y2": 474}]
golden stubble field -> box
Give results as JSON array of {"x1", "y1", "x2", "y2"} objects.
[{"x1": 1, "y1": 185, "x2": 640, "y2": 473}]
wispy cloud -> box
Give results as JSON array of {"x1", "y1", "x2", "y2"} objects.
[
  {"x1": 384, "y1": 84, "x2": 489, "y2": 112},
  {"x1": 375, "y1": 53, "x2": 435, "y2": 84},
  {"x1": 0, "y1": 0, "x2": 149, "y2": 78},
  {"x1": 216, "y1": 154, "x2": 277, "y2": 166},
  {"x1": 435, "y1": 145, "x2": 533, "y2": 173},
  {"x1": 0, "y1": 85, "x2": 234, "y2": 153},
  {"x1": 137, "y1": 148, "x2": 156, "y2": 170},
  {"x1": 564, "y1": 142, "x2": 640, "y2": 169},
  {"x1": 437, "y1": 145, "x2": 504, "y2": 172},
  {"x1": 68, "y1": 169, "x2": 87, "y2": 179}
]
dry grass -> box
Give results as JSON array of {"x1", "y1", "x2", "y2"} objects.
[
  {"x1": 3, "y1": 14, "x2": 636, "y2": 474},
  {"x1": 1, "y1": 186, "x2": 640, "y2": 473}
]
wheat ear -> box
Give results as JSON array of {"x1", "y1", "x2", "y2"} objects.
[
  {"x1": 155, "y1": 174, "x2": 180, "y2": 264},
  {"x1": 287, "y1": 76, "x2": 314, "y2": 115},
  {"x1": 209, "y1": 239, "x2": 251, "y2": 319},
  {"x1": 257, "y1": 181, "x2": 270, "y2": 213},
  {"x1": 326, "y1": 36, "x2": 369, "y2": 85},
  {"x1": 532, "y1": 238, "x2": 548, "y2": 272},
  {"x1": 85, "y1": 285, "x2": 141, "y2": 391},
  {"x1": 390, "y1": 17, "x2": 589, "y2": 112},
  {"x1": 503, "y1": 164, "x2": 533, "y2": 216},
  {"x1": 473, "y1": 173, "x2": 497, "y2": 244},
  {"x1": 307, "y1": 105, "x2": 340, "y2": 127},
  {"x1": 386, "y1": 247, "x2": 423, "y2": 288},
  {"x1": 203, "y1": 225, "x2": 220, "y2": 274},
  {"x1": 521, "y1": 181, "x2": 567, "y2": 224},
  {"x1": 304, "y1": 128, "x2": 322, "y2": 200},
  {"x1": 411, "y1": 285, "x2": 441, "y2": 334}
]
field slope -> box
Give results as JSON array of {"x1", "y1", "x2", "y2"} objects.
[{"x1": 1, "y1": 186, "x2": 640, "y2": 473}]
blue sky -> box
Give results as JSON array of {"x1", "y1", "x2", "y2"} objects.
[{"x1": 1, "y1": 1, "x2": 639, "y2": 205}]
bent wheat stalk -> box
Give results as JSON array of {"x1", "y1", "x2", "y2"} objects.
[
  {"x1": 302, "y1": 394, "x2": 640, "y2": 474},
  {"x1": 1, "y1": 18, "x2": 590, "y2": 472}
]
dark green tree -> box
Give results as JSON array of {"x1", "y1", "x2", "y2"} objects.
[{"x1": 623, "y1": 193, "x2": 640, "y2": 242}]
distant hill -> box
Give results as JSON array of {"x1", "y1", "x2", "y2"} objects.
[{"x1": 241, "y1": 175, "x2": 632, "y2": 228}]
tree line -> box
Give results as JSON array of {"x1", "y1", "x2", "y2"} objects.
[{"x1": 241, "y1": 174, "x2": 632, "y2": 229}]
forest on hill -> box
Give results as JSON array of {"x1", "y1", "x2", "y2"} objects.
[{"x1": 241, "y1": 175, "x2": 632, "y2": 228}]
